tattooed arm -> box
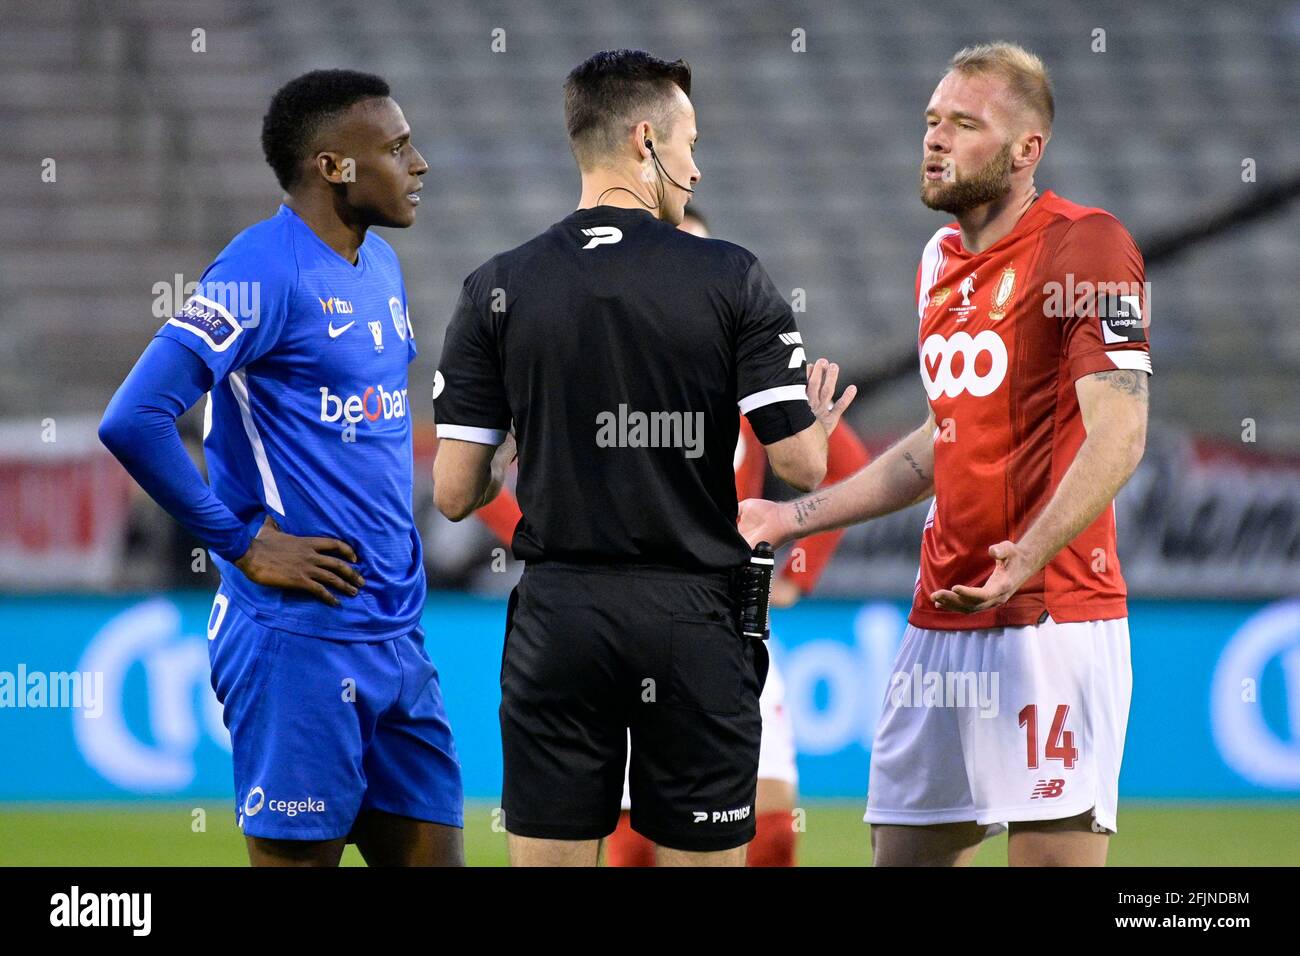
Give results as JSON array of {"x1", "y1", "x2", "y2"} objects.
[
  {"x1": 738, "y1": 411, "x2": 937, "y2": 548},
  {"x1": 1016, "y1": 369, "x2": 1148, "y2": 567},
  {"x1": 931, "y1": 369, "x2": 1149, "y2": 612}
]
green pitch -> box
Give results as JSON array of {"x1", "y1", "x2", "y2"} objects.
[{"x1": 0, "y1": 801, "x2": 1295, "y2": 866}]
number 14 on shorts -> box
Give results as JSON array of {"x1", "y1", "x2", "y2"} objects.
[{"x1": 1018, "y1": 704, "x2": 1078, "y2": 769}]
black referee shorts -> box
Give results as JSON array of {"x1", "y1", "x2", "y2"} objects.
[{"x1": 499, "y1": 561, "x2": 769, "y2": 853}]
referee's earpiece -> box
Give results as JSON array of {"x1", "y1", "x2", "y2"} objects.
[{"x1": 642, "y1": 136, "x2": 694, "y2": 195}]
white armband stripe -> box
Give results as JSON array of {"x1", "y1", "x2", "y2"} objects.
[
  {"x1": 436, "y1": 423, "x2": 507, "y2": 445},
  {"x1": 1106, "y1": 350, "x2": 1152, "y2": 374},
  {"x1": 738, "y1": 384, "x2": 808, "y2": 415}
]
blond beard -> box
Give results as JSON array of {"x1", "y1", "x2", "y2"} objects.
[{"x1": 920, "y1": 142, "x2": 1013, "y2": 214}]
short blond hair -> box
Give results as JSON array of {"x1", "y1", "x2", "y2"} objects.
[{"x1": 949, "y1": 42, "x2": 1054, "y2": 134}]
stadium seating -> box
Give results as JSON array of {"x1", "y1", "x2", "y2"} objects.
[{"x1": 2, "y1": 0, "x2": 1296, "y2": 448}]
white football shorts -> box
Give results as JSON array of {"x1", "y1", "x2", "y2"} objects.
[{"x1": 864, "y1": 616, "x2": 1131, "y2": 835}]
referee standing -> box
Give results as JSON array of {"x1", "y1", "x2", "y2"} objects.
[{"x1": 432, "y1": 50, "x2": 852, "y2": 866}]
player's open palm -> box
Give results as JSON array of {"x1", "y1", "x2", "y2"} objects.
[
  {"x1": 931, "y1": 539, "x2": 1036, "y2": 613},
  {"x1": 807, "y1": 358, "x2": 858, "y2": 436},
  {"x1": 234, "y1": 515, "x2": 365, "y2": 608},
  {"x1": 737, "y1": 497, "x2": 789, "y2": 550}
]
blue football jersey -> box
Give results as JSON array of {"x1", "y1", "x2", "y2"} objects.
[{"x1": 156, "y1": 204, "x2": 424, "y2": 640}]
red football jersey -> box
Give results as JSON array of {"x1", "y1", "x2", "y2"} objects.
[{"x1": 910, "y1": 190, "x2": 1151, "y2": 630}]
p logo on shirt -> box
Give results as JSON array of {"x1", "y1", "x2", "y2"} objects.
[{"x1": 580, "y1": 226, "x2": 623, "y2": 250}]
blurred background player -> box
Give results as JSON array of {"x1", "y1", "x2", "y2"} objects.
[
  {"x1": 739, "y1": 43, "x2": 1150, "y2": 866},
  {"x1": 99, "y1": 70, "x2": 464, "y2": 866}
]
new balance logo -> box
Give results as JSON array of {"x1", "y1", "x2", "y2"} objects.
[
  {"x1": 580, "y1": 226, "x2": 623, "y2": 249},
  {"x1": 1030, "y1": 778, "x2": 1066, "y2": 799},
  {"x1": 780, "y1": 331, "x2": 806, "y2": 369}
]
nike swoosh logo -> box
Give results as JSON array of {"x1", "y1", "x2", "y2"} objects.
[{"x1": 328, "y1": 320, "x2": 356, "y2": 339}]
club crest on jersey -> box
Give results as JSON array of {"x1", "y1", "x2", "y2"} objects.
[
  {"x1": 388, "y1": 297, "x2": 408, "y2": 341},
  {"x1": 368, "y1": 320, "x2": 384, "y2": 353},
  {"x1": 988, "y1": 265, "x2": 1016, "y2": 321},
  {"x1": 167, "y1": 294, "x2": 242, "y2": 352}
]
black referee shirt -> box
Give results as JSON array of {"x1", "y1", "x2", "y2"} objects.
[{"x1": 433, "y1": 204, "x2": 816, "y2": 570}]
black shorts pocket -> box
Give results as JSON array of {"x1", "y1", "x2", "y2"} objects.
[
  {"x1": 668, "y1": 611, "x2": 744, "y2": 715},
  {"x1": 500, "y1": 585, "x2": 520, "y2": 686}
]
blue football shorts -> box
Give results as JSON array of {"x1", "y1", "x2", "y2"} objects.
[{"x1": 206, "y1": 589, "x2": 463, "y2": 840}]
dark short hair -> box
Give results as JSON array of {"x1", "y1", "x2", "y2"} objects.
[
  {"x1": 564, "y1": 50, "x2": 692, "y2": 168},
  {"x1": 261, "y1": 69, "x2": 391, "y2": 190}
]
